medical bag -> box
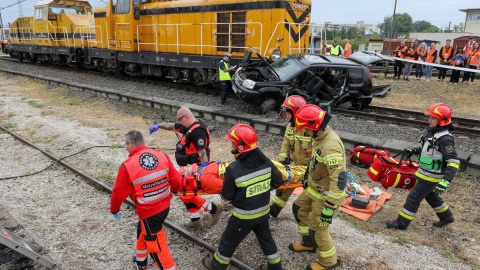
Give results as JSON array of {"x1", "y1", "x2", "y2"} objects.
[
  {"x1": 367, "y1": 152, "x2": 419, "y2": 190},
  {"x1": 349, "y1": 145, "x2": 390, "y2": 167}
]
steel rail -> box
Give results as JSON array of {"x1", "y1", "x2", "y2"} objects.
[{"x1": 0, "y1": 124, "x2": 255, "y2": 270}]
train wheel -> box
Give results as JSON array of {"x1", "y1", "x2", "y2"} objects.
[{"x1": 192, "y1": 71, "x2": 203, "y2": 86}]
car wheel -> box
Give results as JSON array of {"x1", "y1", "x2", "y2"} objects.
[
  {"x1": 258, "y1": 98, "x2": 277, "y2": 114},
  {"x1": 357, "y1": 98, "x2": 372, "y2": 110}
]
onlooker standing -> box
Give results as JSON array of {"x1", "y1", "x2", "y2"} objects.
[
  {"x1": 402, "y1": 42, "x2": 415, "y2": 81},
  {"x1": 415, "y1": 42, "x2": 428, "y2": 80},
  {"x1": 110, "y1": 130, "x2": 181, "y2": 270},
  {"x1": 386, "y1": 104, "x2": 459, "y2": 230},
  {"x1": 462, "y1": 42, "x2": 479, "y2": 85},
  {"x1": 343, "y1": 39, "x2": 352, "y2": 57},
  {"x1": 425, "y1": 43, "x2": 438, "y2": 81},
  {"x1": 463, "y1": 36, "x2": 475, "y2": 56},
  {"x1": 202, "y1": 124, "x2": 283, "y2": 270},
  {"x1": 219, "y1": 54, "x2": 235, "y2": 105},
  {"x1": 330, "y1": 40, "x2": 343, "y2": 56},
  {"x1": 450, "y1": 48, "x2": 467, "y2": 84},
  {"x1": 393, "y1": 41, "x2": 407, "y2": 79},
  {"x1": 438, "y1": 39, "x2": 454, "y2": 82}
]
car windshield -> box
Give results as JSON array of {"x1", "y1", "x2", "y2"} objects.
[{"x1": 269, "y1": 55, "x2": 306, "y2": 80}]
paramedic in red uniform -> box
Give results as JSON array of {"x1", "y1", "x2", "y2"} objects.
[
  {"x1": 202, "y1": 124, "x2": 283, "y2": 270},
  {"x1": 149, "y1": 106, "x2": 223, "y2": 228},
  {"x1": 386, "y1": 103, "x2": 460, "y2": 230},
  {"x1": 110, "y1": 130, "x2": 180, "y2": 270}
]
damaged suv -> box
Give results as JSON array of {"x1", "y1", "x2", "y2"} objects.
[{"x1": 232, "y1": 49, "x2": 381, "y2": 114}]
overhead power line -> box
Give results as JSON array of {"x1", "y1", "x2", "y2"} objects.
[{"x1": 0, "y1": 0, "x2": 28, "y2": 11}]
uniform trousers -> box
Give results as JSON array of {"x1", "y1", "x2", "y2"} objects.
[
  {"x1": 293, "y1": 190, "x2": 339, "y2": 268},
  {"x1": 214, "y1": 216, "x2": 282, "y2": 270},
  {"x1": 396, "y1": 178, "x2": 453, "y2": 229}
]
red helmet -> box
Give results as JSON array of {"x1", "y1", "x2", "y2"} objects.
[
  {"x1": 295, "y1": 105, "x2": 327, "y2": 131},
  {"x1": 279, "y1": 95, "x2": 307, "y2": 122},
  {"x1": 225, "y1": 124, "x2": 258, "y2": 153},
  {"x1": 425, "y1": 103, "x2": 452, "y2": 126}
]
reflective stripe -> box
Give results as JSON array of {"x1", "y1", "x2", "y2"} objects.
[
  {"x1": 313, "y1": 150, "x2": 324, "y2": 163},
  {"x1": 400, "y1": 208, "x2": 416, "y2": 220},
  {"x1": 447, "y1": 161, "x2": 460, "y2": 169},
  {"x1": 235, "y1": 167, "x2": 271, "y2": 187},
  {"x1": 266, "y1": 253, "x2": 281, "y2": 264},
  {"x1": 369, "y1": 166, "x2": 378, "y2": 175},
  {"x1": 214, "y1": 251, "x2": 230, "y2": 265},
  {"x1": 137, "y1": 187, "x2": 170, "y2": 204},
  {"x1": 327, "y1": 190, "x2": 345, "y2": 200},
  {"x1": 324, "y1": 153, "x2": 343, "y2": 160},
  {"x1": 295, "y1": 135, "x2": 311, "y2": 142},
  {"x1": 298, "y1": 225, "x2": 309, "y2": 235},
  {"x1": 190, "y1": 212, "x2": 201, "y2": 218},
  {"x1": 232, "y1": 205, "x2": 270, "y2": 220},
  {"x1": 307, "y1": 186, "x2": 328, "y2": 199},
  {"x1": 133, "y1": 169, "x2": 169, "y2": 185},
  {"x1": 272, "y1": 196, "x2": 287, "y2": 207},
  {"x1": 318, "y1": 246, "x2": 336, "y2": 258},
  {"x1": 136, "y1": 249, "x2": 148, "y2": 255},
  {"x1": 279, "y1": 152, "x2": 288, "y2": 158},
  {"x1": 433, "y1": 203, "x2": 449, "y2": 213},
  {"x1": 415, "y1": 171, "x2": 442, "y2": 182}
]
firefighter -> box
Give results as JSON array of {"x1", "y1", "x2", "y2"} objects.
[
  {"x1": 289, "y1": 105, "x2": 346, "y2": 270},
  {"x1": 110, "y1": 130, "x2": 180, "y2": 270},
  {"x1": 149, "y1": 106, "x2": 223, "y2": 228},
  {"x1": 270, "y1": 95, "x2": 311, "y2": 218},
  {"x1": 202, "y1": 124, "x2": 283, "y2": 270},
  {"x1": 386, "y1": 103, "x2": 460, "y2": 230}
]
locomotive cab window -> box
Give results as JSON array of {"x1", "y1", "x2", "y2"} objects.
[
  {"x1": 116, "y1": 0, "x2": 130, "y2": 14},
  {"x1": 34, "y1": 6, "x2": 47, "y2": 21}
]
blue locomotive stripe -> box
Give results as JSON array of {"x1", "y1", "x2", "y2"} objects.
[{"x1": 140, "y1": 2, "x2": 291, "y2": 16}]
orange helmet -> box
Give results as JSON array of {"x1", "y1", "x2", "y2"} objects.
[
  {"x1": 425, "y1": 103, "x2": 452, "y2": 126},
  {"x1": 295, "y1": 105, "x2": 327, "y2": 131},
  {"x1": 225, "y1": 124, "x2": 258, "y2": 153},
  {"x1": 279, "y1": 95, "x2": 307, "y2": 122}
]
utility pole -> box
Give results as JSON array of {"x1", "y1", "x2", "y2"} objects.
[
  {"x1": 388, "y1": 0, "x2": 398, "y2": 56},
  {"x1": 17, "y1": 0, "x2": 24, "y2": 17}
]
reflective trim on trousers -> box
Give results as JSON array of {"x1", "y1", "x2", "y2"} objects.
[
  {"x1": 318, "y1": 246, "x2": 336, "y2": 258},
  {"x1": 272, "y1": 196, "x2": 287, "y2": 207},
  {"x1": 266, "y1": 253, "x2": 281, "y2": 264},
  {"x1": 433, "y1": 202, "x2": 449, "y2": 213},
  {"x1": 214, "y1": 251, "x2": 231, "y2": 265},
  {"x1": 400, "y1": 208, "x2": 416, "y2": 220},
  {"x1": 298, "y1": 225, "x2": 309, "y2": 235},
  {"x1": 232, "y1": 205, "x2": 270, "y2": 220}
]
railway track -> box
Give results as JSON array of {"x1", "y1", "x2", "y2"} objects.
[
  {"x1": 1, "y1": 56, "x2": 479, "y2": 139},
  {"x1": 0, "y1": 124, "x2": 254, "y2": 270}
]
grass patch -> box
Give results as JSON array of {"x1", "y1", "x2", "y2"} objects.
[
  {"x1": 392, "y1": 236, "x2": 411, "y2": 245},
  {"x1": 27, "y1": 100, "x2": 44, "y2": 108},
  {"x1": 3, "y1": 123, "x2": 18, "y2": 129},
  {"x1": 44, "y1": 133, "x2": 61, "y2": 143},
  {"x1": 41, "y1": 110, "x2": 56, "y2": 116},
  {"x1": 27, "y1": 130, "x2": 37, "y2": 137},
  {"x1": 97, "y1": 173, "x2": 116, "y2": 185}
]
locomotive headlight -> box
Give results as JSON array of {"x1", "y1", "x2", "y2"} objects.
[
  {"x1": 242, "y1": 79, "x2": 256, "y2": 89},
  {"x1": 271, "y1": 49, "x2": 281, "y2": 61}
]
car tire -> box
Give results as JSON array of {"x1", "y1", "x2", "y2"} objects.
[{"x1": 258, "y1": 98, "x2": 277, "y2": 114}]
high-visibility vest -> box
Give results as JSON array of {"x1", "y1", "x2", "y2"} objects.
[
  {"x1": 426, "y1": 49, "x2": 437, "y2": 63},
  {"x1": 405, "y1": 48, "x2": 415, "y2": 60},
  {"x1": 399, "y1": 46, "x2": 408, "y2": 58},
  {"x1": 175, "y1": 121, "x2": 210, "y2": 165},
  {"x1": 330, "y1": 45, "x2": 341, "y2": 56},
  {"x1": 344, "y1": 43, "x2": 352, "y2": 57},
  {"x1": 440, "y1": 46, "x2": 453, "y2": 63},
  {"x1": 469, "y1": 50, "x2": 480, "y2": 66},
  {"x1": 219, "y1": 60, "x2": 231, "y2": 81}
]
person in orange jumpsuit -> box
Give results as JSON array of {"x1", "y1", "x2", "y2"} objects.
[{"x1": 110, "y1": 130, "x2": 181, "y2": 270}]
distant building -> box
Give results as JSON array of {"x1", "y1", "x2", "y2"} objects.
[
  {"x1": 460, "y1": 8, "x2": 480, "y2": 36},
  {"x1": 323, "y1": 21, "x2": 378, "y2": 35},
  {"x1": 367, "y1": 39, "x2": 384, "y2": 53}
]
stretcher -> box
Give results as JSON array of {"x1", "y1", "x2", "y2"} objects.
[{"x1": 176, "y1": 160, "x2": 306, "y2": 196}]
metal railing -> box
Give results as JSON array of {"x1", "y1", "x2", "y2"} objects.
[
  {"x1": 73, "y1": 25, "x2": 101, "y2": 48},
  {"x1": 136, "y1": 22, "x2": 263, "y2": 55}
]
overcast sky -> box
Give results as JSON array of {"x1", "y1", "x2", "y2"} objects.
[{"x1": 0, "y1": 0, "x2": 475, "y2": 30}]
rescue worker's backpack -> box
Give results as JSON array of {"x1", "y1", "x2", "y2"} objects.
[{"x1": 367, "y1": 153, "x2": 419, "y2": 190}]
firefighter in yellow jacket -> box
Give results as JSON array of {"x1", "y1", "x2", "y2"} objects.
[
  {"x1": 289, "y1": 105, "x2": 346, "y2": 270},
  {"x1": 270, "y1": 95, "x2": 311, "y2": 218}
]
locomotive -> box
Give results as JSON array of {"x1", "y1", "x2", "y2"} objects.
[{"x1": 7, "y1": 0, "x2": 312, "y2": 86}]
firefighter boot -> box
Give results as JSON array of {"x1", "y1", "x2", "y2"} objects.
[
  {"x1": 270, "y1": 203, "x2": 282, "y2": 218},
  {"x1": 433, "y1": 216, "x2": 455, "y2": 227},
  {"x1": 202, "y1": 255, "x2": 227, "y2": 270},
  {"x1": 306, "y1": 261, "x2": 338, "y2": 270},
  {"x1": 386, "y1": 220, "x2": 407, "y2": 230},
  {"x1": 210, "y1": 203, "x2": 223, "y2": 226},
  {"x1": 185, "y1": 219, "x2": 203, "y2": 229},
  {"x1": 132, "y1": 256, "x2": 147, "y2": 270},
  {"x1": 288, "y1": 232, "x2": 316, "y2": 253}
]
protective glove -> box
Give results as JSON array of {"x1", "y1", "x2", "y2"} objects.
[
  {"x1": 149, "y1": 124, "x2": 160, "y2": 134},
  {"x1": 404, "y1": 147, "x2": 418, "y2": 155},
  {"x1": 319, "y1": 207, "x2": 334, "y2": 226},
  {"x1": 433, "y1": 179, "x2": 450, "y2": 195},
  {"x1": 112, "y1": 213, "x2": 121, "y2": 219}
]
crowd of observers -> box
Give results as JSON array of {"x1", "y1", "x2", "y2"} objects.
[{"x1": 392, "y1": 36, "x2": 479, "y2": 85}]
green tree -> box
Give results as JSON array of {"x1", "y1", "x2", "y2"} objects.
[
  {"x1": 452, "y1": 22, "x2": 464, "y2": 33},
  {"x1": 414, "y1": 20, "x2": 434, "y2": 32},
  {"x1": 377, "y1": 13, "x2": 414, "y2": 38}
]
